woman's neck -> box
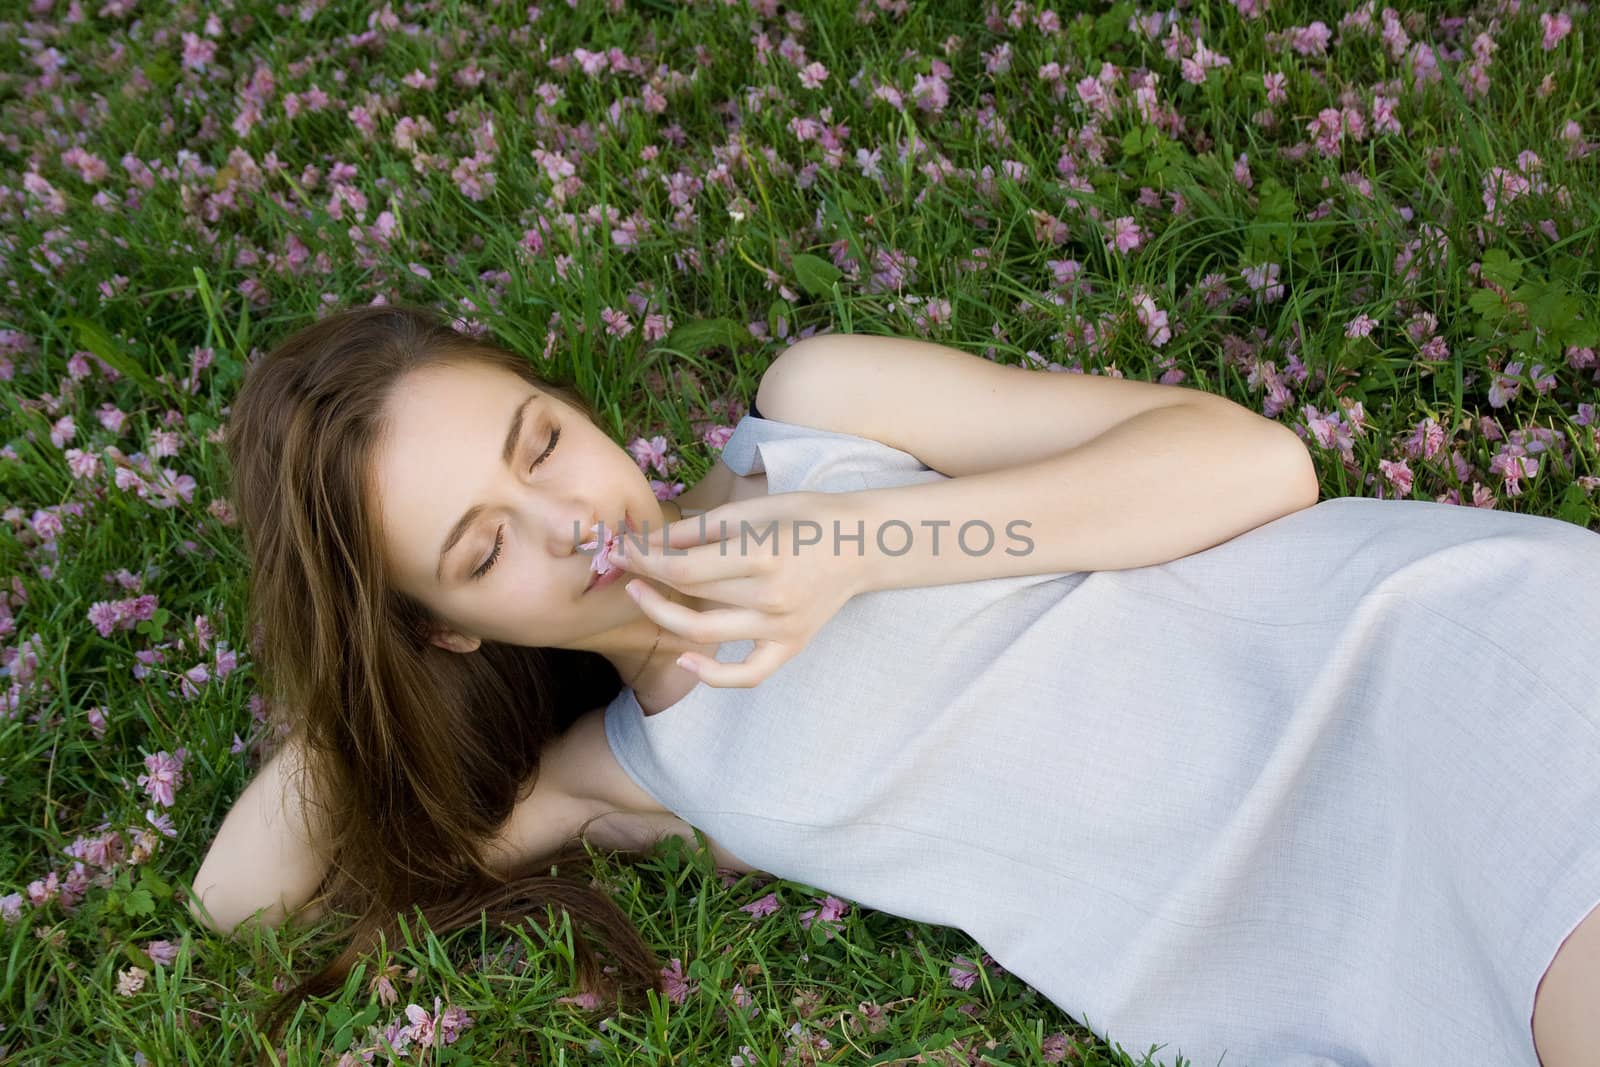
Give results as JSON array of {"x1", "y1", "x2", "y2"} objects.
[{"x1": 622, "y1": 496, "x2": 716, "y2": 696}]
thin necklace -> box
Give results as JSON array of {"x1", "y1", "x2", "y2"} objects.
[
  {"x1": 624, "y1": 503, "x2": 681, "y2": 690},
  {"x1": 626, "y1": 585, "x2": 698, "y2": 691},
  {"x1": 626, "y1": 625, "x2": 664, "y2": 691}
]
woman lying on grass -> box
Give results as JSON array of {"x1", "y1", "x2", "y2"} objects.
[{"x1": 192, "y1": 301, "x2": 1600, "y2": 1067}]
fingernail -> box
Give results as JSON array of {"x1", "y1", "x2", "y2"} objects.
[
  {"x1": 626, "y1": 581, "x2": 642, "y2": 600},
  {"x1": 677, "y1": 655, "x2": 695, "y2": 672}
]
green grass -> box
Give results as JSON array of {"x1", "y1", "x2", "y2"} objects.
[{"x1": 1, "y1": 0, "x2": 1597, "y2": 1064}]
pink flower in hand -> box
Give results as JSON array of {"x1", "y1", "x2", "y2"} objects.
[{"x1": 578, "y1": 521, "x2": 625, "y2": 575}]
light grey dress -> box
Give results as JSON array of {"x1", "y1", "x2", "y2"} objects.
[{"x1": 603, "y1": 413, "x2": 1600, "y2": 1067}]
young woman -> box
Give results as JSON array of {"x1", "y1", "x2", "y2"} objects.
[{"x1": 191, "y1": 303, "x2": 1600, "y2": 1067}]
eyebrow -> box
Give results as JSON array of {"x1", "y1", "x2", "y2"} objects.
[{"x1": 435, "y1": 391, "x2": 540, "y2": 582}]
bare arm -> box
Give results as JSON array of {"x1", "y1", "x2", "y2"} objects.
[
  {"x1": 189, "y1": 717, "x2": 595, "y2": 936},
  {"x1": 188, "y1": 709, "x2": 754, "y2": 938},
  {"x1": 187, "y1": 733, "x2": 333, "y2": 936}
]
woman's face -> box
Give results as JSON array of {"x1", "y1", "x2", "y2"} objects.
[{"x1": 371, "y1": 358, "x2": 665, "y2": 653}]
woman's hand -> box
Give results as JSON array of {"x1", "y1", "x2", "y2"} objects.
[{"x1": 611, "y1": 491, "x2": 866, "y2": 687}]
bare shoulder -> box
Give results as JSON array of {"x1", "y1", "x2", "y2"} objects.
[
  {"x1": 553, "y1": 707, "x2": 765, "y2": 875},
  {"x1": 676, "y1": 456, "x2": 735, "y2": 515}
]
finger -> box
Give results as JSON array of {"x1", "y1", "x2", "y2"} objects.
[
  {"x1": 680, "y1": 638, "x2": 792, "y2": 688},
  {"x1": 624, "y1": 511, "x2": 712, "y2": 554},
  {"x1": 615, "y1": 538, "x2": 772, "y2": 589},
  {"x1": 625, "y1": 579, "x2": 768, "y2": 644},
  {"x1": 620, "y1": 542, "x2": 786, "y2": 613},
  {"x1": 673, "y1": 574, "x2": 789, "y2": 614},
  {"x1": 640, "y1": 503, "x2": 763, "y2": 553}
]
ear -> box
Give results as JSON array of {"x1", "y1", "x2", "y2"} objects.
[{"x1": 427, "y1": 627, "x2": 481, "y2": 655}]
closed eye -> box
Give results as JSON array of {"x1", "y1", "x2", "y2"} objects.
[
  {"x1": 469, "y1": 426, "x2": 561, "y2": 581},
  {"x1": 529, "y1": 426, "x2": 560, "y2": 471}
]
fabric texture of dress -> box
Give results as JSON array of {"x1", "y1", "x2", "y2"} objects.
[{"x1": 604, "y1": 412, "x2": 1600, "y2": 1067}]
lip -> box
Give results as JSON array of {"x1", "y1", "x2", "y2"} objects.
[{"x1": 585, "y1": 565, "x2": 627, "y2": 595}]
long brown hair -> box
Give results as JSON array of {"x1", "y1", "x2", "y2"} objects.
[{"x1": 223, "y1": 302, "x2": 666, "y2": 1056}]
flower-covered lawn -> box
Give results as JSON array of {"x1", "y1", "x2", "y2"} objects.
[{"x1": 1, "y1": 0, "x2": 1596, "y2": 1064}]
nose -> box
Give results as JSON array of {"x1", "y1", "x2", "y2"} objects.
[
  {"x1": 532, "y1": 500, "x2": 598, "y2": 556},
  {"x1": 566, "y1": 510, "x2": 630, "y2": 557}
]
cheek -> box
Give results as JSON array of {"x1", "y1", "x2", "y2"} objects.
[{"x1": 498, "y1": 549, "x2": 575, "y2": 606}]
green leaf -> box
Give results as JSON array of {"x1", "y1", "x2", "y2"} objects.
[
  {"x1": 790, "y1": 253, "x2": 842, "y2": 298},
  {"x1": 1119, "y1": 126, "x2": 1147, "y2": 158},
  {"x1": 658, "y1": 318, "x2": 752, "y2": 356},
  {"x1": 1467, "y1": 289, "x2": 1506, "y2": 319},
  {"x1": 1092, "y1": 4, "x2": 1134, "y2": 48},
  {"x1": 61, "y1": 316, "x2": 162, "y2": 393},
  {"x1": 1519, "y1": 286, "x2": 1570, "y2": 332},
  {"x1": 136, "y1": 610, "x2": 168, "y2": 641},
  {"x1": 145, "y1": 55, "x2": 178, "y2": 89},
  {"x1": 1480, "y1": 248, "x2": 1523, "y2": 290},
  {"x1": 138, "y1": 867, "x2": 173, "y2": 901},
  {"x1": 186, "y1": 412, "x2": 219, "y2": 438},
  {"x1": 1555, "y1": 483, "x2": 1592, "y2": 527},
  {"x1": 1255, "y1": 178, "x2": 1296, "y2": 224},
  {"x1": 1469, "y1": 316, "x2": 1501, "y2": 342},
  {"x1": 326, "y1": 1005, "x2": 354, "y2": 1052},
  {"x1": 1149, "y1": 134, "x2": 1192, "y2": 181},
  {"x1": 1548, "y1": 294, "x2": 1583, "y2": 338},
  {"x1": 123, "y1": 942, "x2": 156, "y2": 970},
  {"x1": 124, "y1": 888, "x2": 156, "y2": 917},
  {"x1": 332, "y1": 1005, "x2": 380, "y2": 1055},
  {"x1": 767, "y1": 297, "x2": 792, "y2": 340},
  {"x1": 1566, "y1": 317, "x2": 1598, "y2": 347}
]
